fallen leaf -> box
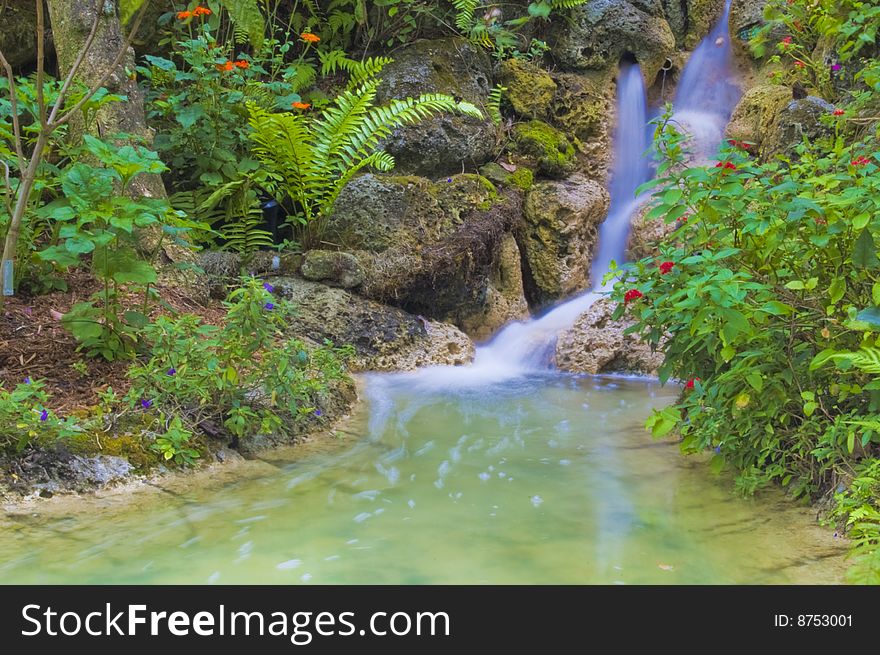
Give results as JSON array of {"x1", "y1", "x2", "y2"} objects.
[
  {"x1": 499, "y1": 161, "x2": 517, "y2": 172},
  {"x1": 658, "y1": 563, "x2": 675, "y2": 571},
  {"x1": 50, "y1": 310, "x2": 64, "y2": 321}
]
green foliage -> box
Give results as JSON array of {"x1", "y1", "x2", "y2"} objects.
[
  {"x1": 126, "y1": 277, "x2": 351, "y2": 442},
  {"x1": 34, "y1": 134, "x2": 199, "y2": 360},
  {"x1": 617, "y1": 104, "x2": 880, "y2": 582},
  {"x1": 151, "y1": 417, "x2": 201, "y2": 466},
  {"x1": 0, "y1": 379, "x2": 82, "y2": 454},
  {"x1": 247, "y1": 65, "x2": 481, "y2": 245},
  {"x1": 488, "y1": 83, "x2": 506, "y2": 125}
]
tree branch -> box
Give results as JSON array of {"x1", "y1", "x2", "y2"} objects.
[
  {"x1": 35, "y1": 0, "x2": 46, "y2": 127},
  {"x1": 0, "y1": 49, "x2": 25, "y2": 171},
  {"x1": 48, "y1": 0, "x2": 105, "y2": 125}
]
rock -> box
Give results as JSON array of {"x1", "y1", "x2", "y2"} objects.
[
  {"x1": 725, "y1": 84, "x2": 791, "y2": 151},
  {"x1": 730, "y1": 0, "x2": 769, "y2": 40},
  {"x1": 552, "y1": 0, "x2": 677, "y2": 83},
  {"x1": 66, "y1": 455, "x2": 133, "y2": 486},
  {"x1": 762, "y1": 96, "x2": 836, "y2": 160},
  {"x1": 550, "y1": 70, "x2": 615, "y2": 180},
  {"x1": 301, "y1": 250, "x2": 364, "y2": 288},
  {"x1": 625, "y1": 199, "x2": 675, "y2": 261},
  {"x1": 499, "y1": 59, "x2": 557, "y2": 120},
  {"x1": 520, "y1": 174, "x2": 610, "y2": 306},
  {"x1": 273, "y1": 277, "x2": 474, "y2": 371},
  {"x1": 457, "y1": 234, "x2": 530, "y2": 340},
  {"x1": 665, "y1": 0, "x2": 727, "y2": 49},
  {"x1": 376, "y1": 38, "x2": 499, "y2": 175},
  {"x1": 199, "y1": 250, "x2": 301, "y2": 298},
  {"x1": 555, "y1": 297, "x2": 663, "y2": 374},
  {"x1": 355, "y1": 187, "x2": 524, "y2": 329},
  {"x1": 478, "y1": 162, "x2": 535, "y2": 190},
  {"x1": 512, "y1": 120, "x2": 579, "y2": 179}
]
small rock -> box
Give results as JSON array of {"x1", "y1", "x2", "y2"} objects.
[{"x1": 301, "y1": 250, "x2": 364, "y2": 289}]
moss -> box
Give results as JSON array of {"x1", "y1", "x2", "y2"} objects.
[
  {"x1": 509, "y1": 167, "x2": 534, "y2": 191},
  {"x1": 66, "y1": 426, "x2": 160, "y2": 472},
  {"x1": 551, "y1": 70, "x2": 613, "y2": 142},
  {"x1": 499, "y1": 59, "x2": 557, "y2": 120},
  {"x1": 436, "y1": 174, "x2": 498, "y2": 220},
  {"x1": 478, "y1": 163, "x2": 535, "y2": 191},
  {"x1": 512, "y1": 120, "x2": 579, "y2": 179}
]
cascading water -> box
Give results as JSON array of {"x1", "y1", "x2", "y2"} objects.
[
  {"x1": 672, "y1": 0, "x2": 742, "y2": 160},
  {"x1": 469, "y1": 63, "x2": 650, "y2": 376}
]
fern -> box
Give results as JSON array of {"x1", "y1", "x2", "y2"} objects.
[
  {"x1": 219, "y1": 0, "x2": 266, "y2": 47},
  {"x1": 318, "y1": 50, "x2": 393, "y2": 87},
  {"x1": 247, "y1": 67, "x2": 482, "y2": 245},
  {"x1": 221, "y1": 211, "x2": 275, "y2": 256},
  {"x1": 829, "y1": 347, "x2": 880, "y2": 375},
  {"x1": 487, "y1": 84, "x2": 506, "y2": 125},
  {"x1": 452, "y1": 0, "x2": 480, "y2": 32},
  {"x1": 550, "y1": 0, "x2": 589, "y2": 8}
]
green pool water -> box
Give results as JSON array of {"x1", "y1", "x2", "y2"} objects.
[{"x1": 0, "y1": 374, "x2": 846, "y2": 584}]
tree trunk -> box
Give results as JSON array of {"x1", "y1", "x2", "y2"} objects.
[{"x1": 46, "y1": 0, "x2": 201, "y2": 277}]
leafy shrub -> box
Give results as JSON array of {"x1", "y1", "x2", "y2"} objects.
[
  {"x1": 126, "y1": 277, "x2": 351, "y2": 444},
  {"x1": 0, "y1": 379, "x2": 82, "y2": 454},
  {"x1": 616, "y1": 103, "x2": 880, "y2": 581}
]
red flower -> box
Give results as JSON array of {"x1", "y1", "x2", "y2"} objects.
[
  {"x1": 216, "y1": 61, "x2": 234, "y2": 72},
  {"x1": 300, "y1": 32, "x2": 321, "y2": 43},
  {"x1": 291, "y1": 101, "x2": 312, "y2": 110},
  {"x1": 234, "y1": 60, "x2": 249, "y2": 69},
  {"x1": 781, "y1": 36, "x2": 793, "y2": 45},
  {"x1": 794, "y1": 60, "x2": 806, "y2": 68},
  {"x1": 624, "y1": 289, "x2": 643, "y2": 304},
  {"x1": 685, "y1": 377, "x2": 701, "y2": 389},
  {"x1": 177, "y1": 10, "x2": 193, "y2": 19},
  {"x1": 193, "y1": 6, "x2": 212, "y2": 16},
  {"x1": 832, "y1": 108, "x2": 845, "y2": 116},
  {"x1": 852, "y1": 156, "x2": 871, "y2": 167},
  {"x1": 658, "y1": 261, "x2": 674, "y2": 275},
  {"x1": 715, "y1": 161, "x2": 737, "y2": 171}
]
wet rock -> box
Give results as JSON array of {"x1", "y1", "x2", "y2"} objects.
[
  {"x1": 4, "y1": 449, "x2": 134, "y2": 494},
  {"x1": 520, "y1": 174, "x2": 610, "y2": 306},
  {"x1": 457, "y1": 234, "x2": 530, "y2": 340},
  {"x1": 552, "y1": 0, "x2": 677, "y2": 83},
  {"x1": 512, "y1": 120, "x2": 579, "y2": 179},
  {"x1": 273, "y1": 277, "x2": 474, "y2": 371},
  {"x1": 376, "y1": 38, "x2": 499, "y2": 175},
  {"x1": 730, "y1": 0, "x2": 769, "y2": 41},
  {"x1": 66, "y1": 455, "x2": 133, "y2": 486},
  {"x1": 725, "y1": 84, "x2": 791, "y2": 152},
  {"x1": 499, "y1": 59, "x2": 557, "y2": 120},
  {"x1": 479, "y1": 162, "x2": 535, "y2": 190},
  {"x1": 301, "y1": 250, "x2": 364, "y2": 289},
  {"x1": 555, "y1": 297, "x2": 663, "y2": 374},
  {"x1": 762, "y1": 96, "x2": 836, "y2": 160}
]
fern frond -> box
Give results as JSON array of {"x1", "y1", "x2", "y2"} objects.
[
  {"x1": 487, "y1": 84, "x2": 506, "y2": 125},
  {"x1": 550, "y1": 0, "x2": 589, "y2": 8},
  {"x1": 831, "y1": 347, "x2": 880, "y2": 375},
  {"x1": 452, "y1": 0, "x2": 479, "y2": 32},
  {"x1": 219, "y1": 0, "x2": 265, "y2": 47}
]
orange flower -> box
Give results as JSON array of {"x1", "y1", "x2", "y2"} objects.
[
  {"x1": 193, "y1": 6, "x2": 212, "y2": 16},
  {"x1": 300, "y1": 32, "x2": 321, "y2": 43},
  {"x1": 234, "y1": 60, "x2": 249, "y2": 69},
  {"x1": 292, "y1": 101, "x2": 312, "y2": 110},
  {"x1": 215, "y1": 60, "x2": 234, "y2": 72},
  {"x1": 177, "y1": 10, "x2": 193, "y2": 19}
]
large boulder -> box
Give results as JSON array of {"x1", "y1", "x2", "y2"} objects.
[
  {"x1": 762, "y1": 96, "x2": 836, "y2": 160},
  {"x1": 499, "y1": 58, "x2": 557, "y2": 120},
  {"x1": 725, "y1": 84, "x2": 792, "y2": 152},
  {"x1": 376, "y1": 38, "x2": 499, "y2": 175},
  {"x1": 0, "y1": 1, "x2": 45, "y2": 69},
  {"x1": 273, "y1": 277, "x2": 474, "y2": 372},
  {"x1": 551, "y1": 0, "x2": 677, "y2": 83},
  {"x1": 519, "y1": 174, "x2": 610, "y2": 306},
  {"x1": 555, "y1": 297, "x2": 663, "y2": 374}
]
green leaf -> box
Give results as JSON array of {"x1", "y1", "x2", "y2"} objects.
[
  {"x1": 64, "y1": 237, "x2": 96, "y2": 255},
  {"x1": 528, "y1": 2, "x2": 552, "y2": 19},
  {"x1": 746, "y1": 373, "x2": 764, "y2": 392},
  {"x1": 123, "y1": 311, "x2": 150, "y2": 328},
  {"x1": 829, "y1": 277, "x2": 845, "y2": 304},
  {"x1": 176, "y1": 105, "x2": 206, "y2": 130},
  {"x1": 803, "y1": 401, "x2": 818, "y2": 417},
  {"x1": 853, "y1": 227, "x2": 879, "y2": 268}
]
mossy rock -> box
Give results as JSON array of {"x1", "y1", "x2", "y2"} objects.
[
  {"x1": 498, "y1": 59, "x2": 557, "y2": 120},
  {"x1": 478, "y1": 162, "x2": 535, "y2": 191},
  {"x1": 665, "y1": 0, "x2": 727, "y2": 49},
  {"x1": 301, "y1": 250, "x2": 364, "y2": 289},
  {"x1": 762, "y1": 96, "x2": 836, "y2": 160},
  {"x1": 512, "y1": 120, "x2": 579, "y2": 179},
  {"x1": 725, "y1": 84, "x2": 791, "y2": 151},
  {"x1": 550, "y1": 0, "x2": 676, "y2": 83},
  {"x1": 375, "y1": 38, "x2": 499, "y2": 176}
]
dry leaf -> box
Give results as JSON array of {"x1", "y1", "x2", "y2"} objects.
[{"x1": 499, "y1": 161, "x2": 517, "y2": 172}]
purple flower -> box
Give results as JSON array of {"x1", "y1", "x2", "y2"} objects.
[
  {"x1": 713, "y1": 445, "x2": 721, "y2": 454},
  {"x1": 831, "y1": 63, "x2": 841, "y2": 72},
  {"x1": 446, "y1": 177, "x2": 452, "y2": 183},
  {"x1": 39, "y1": 409, "x2": 48, "y2": 422},
  {"x1": 141, "y1": 399, "x2": 153, "y2": 410},
  {"x1": 314, "y1": 409, "x2": 323, "y2": 417},
  {"x1": 167, "y1": 367, "x2": 176, "y2": 376},
  {"x1": 263, "y1": 282, "x2": 274, "y2": 293},
  {"x1": 24, "y1": 377, "x2": 31, "y2": 385},
  {"x1": 264, "y1": 302, "x2": 275, "y2": 311}
]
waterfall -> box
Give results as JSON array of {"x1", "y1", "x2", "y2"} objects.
[{"x1": 375, "y1": 2, "x2": 740, "y2": 387}]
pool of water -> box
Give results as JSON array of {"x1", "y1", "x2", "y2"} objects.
[{"x1": 0, "y1": 374, "x2": 846, "y2": 584}]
